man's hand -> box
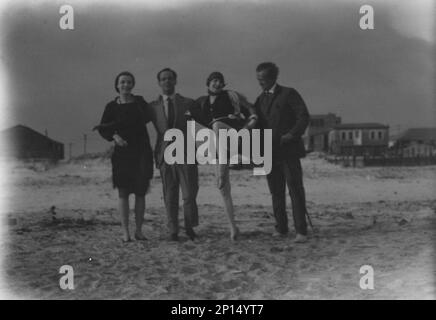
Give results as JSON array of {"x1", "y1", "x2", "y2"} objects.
[
  {"x1": 280, "y1": 133, "x2": 294, "y2": 145},
  {"x1": 113, "y1": 134, "x2": 128, "y2": 147}
]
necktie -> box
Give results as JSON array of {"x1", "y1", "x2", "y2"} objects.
[
  {"x1": 262, "y1": 91, "x2": 274, "y2": 115},
  {"x1": 263, "y1": 91, "x2": 273, "y2": 103},
  {"x1": 167, "y1": 97, "x2": 175, "y2": 127}
]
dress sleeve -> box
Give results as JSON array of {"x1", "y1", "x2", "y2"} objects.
[
  {"x1": 98, "y1": 103, "x2": 117, "y2": 142},
  {"x1": 232, "y1": 91, "x2": 258, "y2": 125},
  {"x1": 227, "y1": 90, "x2": 241, "y2": 115}
]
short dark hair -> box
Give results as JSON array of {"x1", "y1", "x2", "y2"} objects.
[
  {"x1": 114, "y1": 71, "x2": 135, "y2": 93},
  {"x1": 256, "y1": 62, "x2": 279, "y2": 80},
  {"x1": 206, "y1": 71, "x2": 226, "y2": 87},
  {"x1": 157, "y1": 68, "x2": 178, "y2": 81}
]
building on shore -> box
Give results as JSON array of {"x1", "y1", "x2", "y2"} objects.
[
  {"x1": 391, "y1": 128, "x2": 436, "y2": 157},
  {"x1": 0, "y1": 124, "x2": 64, "y2": 160},
  {"x1": 328, "y1": 123, "x2": 389, "y2": 156},
  {"x1": 304, "y1": 113, "x2": 341, "y2": 152}
]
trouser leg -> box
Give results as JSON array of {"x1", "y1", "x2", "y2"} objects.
[
  {"x1": 178, "y1": 164, "x2": 199, "y2": 229},
  {"x1": 266, "y1": 161, "x2": 288, "y2": 234},
  {"x1": 160, "y1": 163, "x2": 180, "y2": 235},
  {"x1": 284, "y1": 157, "x2": 308, "y2": 235}
]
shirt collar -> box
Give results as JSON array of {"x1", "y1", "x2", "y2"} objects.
[
  {"x1": 265, "y1": 83, "x2": 277, "y2": 94},
  {"x1": 161, "y1": 93, "x2": 176, "y2": 101}
]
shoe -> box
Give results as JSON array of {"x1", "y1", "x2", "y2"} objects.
[
  {"x1": 294, "y1": 234, "x2": 308, "y2": 243},
  {"x1": 185, "y1": 228, "x2": 197, "y2": 241},
  {"x1": 272, "y1": 230, "x2": 289, "y2": 238},
  {"x1": 122, "y1": 236, "x2": 132, "y2": 243},
  {"x1": 134, "y1": 233, "x2": 147, "y2": 241},
  {"x1": 230, "y1": 227, "x2": 240, "y2": 241},
  {"x1": 169, "y1": 234, "x2": 179, "y2": 242}
]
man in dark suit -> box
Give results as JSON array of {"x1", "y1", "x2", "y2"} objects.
[
  {"x1": 148, "y1": 68, "x2": 199, "y2": 241},
  {"x1": 254, "y1": 62, "x2": 310, "y2": 243}
]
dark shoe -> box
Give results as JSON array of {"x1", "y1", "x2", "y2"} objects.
[
  {"x1": 272, "y1": 230, "x2": 289, "y2": 238},
  {"x1": 185, "y1": 228, "x2": 197, "y2": 241},
  {"x1": 169, "y1": 234, "x2": 179, "y2": 242},
  {"x1": 294, "y1": 234, "x2": 308, "y2": 243},
  {"x1": 134, "y1": 233, "x2": 147, "y2": 241},
  {"x1": 273, "y1": 225, "x2": 289, "y2": 237}
]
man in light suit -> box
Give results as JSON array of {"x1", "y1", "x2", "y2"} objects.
[
  {"x1": 254, "y1": 62, "x2": 310, "y2": 243},
  {"x1": 148, "y1": 68, "x2": 199, "y2": 241}
]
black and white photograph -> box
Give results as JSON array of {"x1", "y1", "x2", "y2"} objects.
[{"x1": 0, "y1": 0, "x2": 434, "y2": 301}]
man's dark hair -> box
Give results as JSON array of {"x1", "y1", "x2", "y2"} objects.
[
  {"x1": 114, "y1": 71, "x2": 135, "y2": 93},
  {"x1": 157, "y1": 68, "x2": 178, "y2": 81},
  {"x1": 256, "y1": 62, "x2": 279, "y2": 80}
]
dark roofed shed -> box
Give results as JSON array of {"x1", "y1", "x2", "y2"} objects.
[{"x1": 1, "y1": 125, "x2": 64, "y2": 160}]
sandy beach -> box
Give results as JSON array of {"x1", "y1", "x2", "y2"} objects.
[{"x1": 1, "y1": 154, "x2": 435, "y2": 299}]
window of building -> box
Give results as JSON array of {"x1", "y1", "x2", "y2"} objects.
[
  {"x1": 341, "y1": 131, "x2": 346, "y2": 140},
  {"x1": 378, "y1": 131, "x2": 383, "y2": 140},
  {"x1": 370, "y1": 131, "x2": 375, "y2": 140},
  {"x1": 348, "y1": 131, "x2": 353, "y2": 140},
  {"x1": 354, "y1": 130, "x2": 359, "y2": 138},
  {"x1": 312, "y1": 119, "x2": 325, "y2": 127}
]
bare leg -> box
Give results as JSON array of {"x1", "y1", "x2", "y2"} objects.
[
  {"x1": 118, "y1": 190, "x2": 130, "y2": 242},
  {"x1": 216, "y1": 163, "x2": 239, "y2": 240},
  {"x1": 134, "y1": 195, "x2": 146, "y2": 240},
  {"x1": 213, "y1": 121, "x2": 239, "y2": 240}
]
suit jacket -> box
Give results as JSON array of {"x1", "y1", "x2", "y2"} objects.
[
  {"x1": 147, "y1": 93, "x2": 198, "y2": 167},
  {"x1": 254, "y1": 85, "x2": 310, "y2": 160}
]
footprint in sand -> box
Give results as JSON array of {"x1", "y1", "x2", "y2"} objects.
[
  {"x1": 221, "y1": 279, "x2": 241, "y2": 290},
  {"x1": 183, "y1": 244, "x2": 196, "y2": 250},
  {"x1": 249, "y1": 262, "x2": 263, "y2": 271}
]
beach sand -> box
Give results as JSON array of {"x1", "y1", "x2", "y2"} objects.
[{"x1": 1, "y1": 155, "x2": 435, "y2": 299}]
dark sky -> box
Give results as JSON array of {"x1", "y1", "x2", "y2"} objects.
[{"x1": 0, "y1": 0, "x2": 434, "y2": 154}]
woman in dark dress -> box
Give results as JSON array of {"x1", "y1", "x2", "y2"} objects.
[{"x1": 95, "y1": 71, "x2": 153, "y2": 242}]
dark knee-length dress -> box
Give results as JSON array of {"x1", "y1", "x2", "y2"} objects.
[{"x1": 98, "y1": 95, "x2": 153, "y2": 195}]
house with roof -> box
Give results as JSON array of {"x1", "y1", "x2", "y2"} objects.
[
  {"x1": 0, "y1": 124, "x2": 64, "y2": 160},
  {"x1": 391, "y1": 128, "x2": 436, "y2": 157},
  {"x1": 328, "y1": 123, "x2": 389, "y2": 156},
  {"x1": 304, "y1": 113, "x2": 341, "y2": 152}
]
